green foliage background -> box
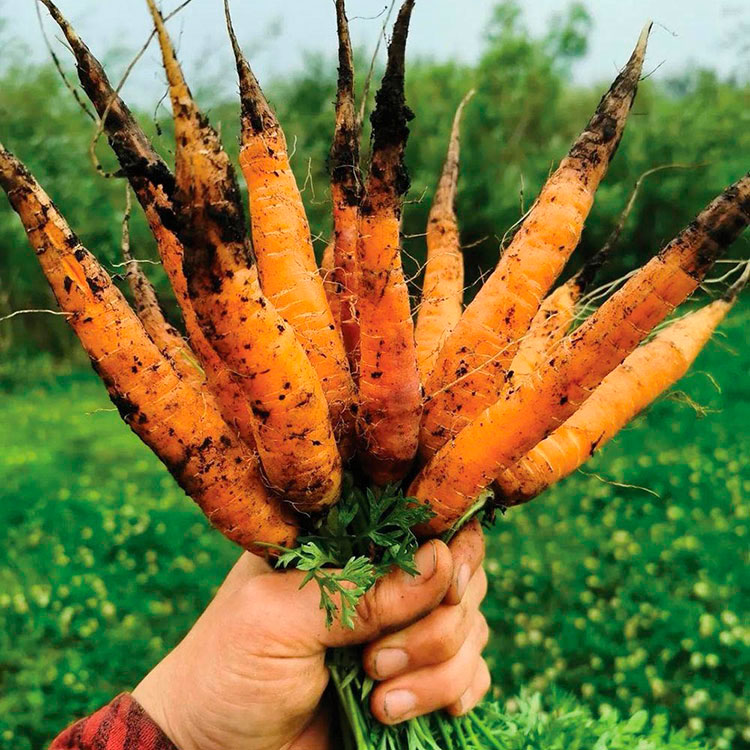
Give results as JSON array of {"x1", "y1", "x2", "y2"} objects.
[{"x1": 0, "y1": 2, "x2": 748, "y2": 748}]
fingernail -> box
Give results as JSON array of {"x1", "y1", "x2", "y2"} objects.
[
  {"x1": 375, "y1": 648, "x2": 409, "y2": 678},
  {"x1": 455, "y1": 563, "x2": 471, "y2": 601},
  {"x1": 456, "y1": 687, "x2": 471, "y2": 716},
  {"x1": 408, "y1": 541, "x2": 437, "y2": 585},
  {"x1": 384, "y1": 689, "x2": 417, "y2": 720}
]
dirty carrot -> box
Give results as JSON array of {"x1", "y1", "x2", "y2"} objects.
[
  {"x1": 120, "y1": 189, "x2": 205, "y2": 389},
  {"x1": 507, "y1": 163, "x2": 683, "y2": 378},
  {"x1": 224, "y1": 0, "x2": 356, "y2": 445},
  {"x1": 356, "y1": 0, "x2": 423, "y2": 484},
  {"x1": 496, "y1": 267, "x2": 749, "y2": 505},
  {"x1": 149, "y1": 0, "x2": 342, "y2": 508},
  {"x1": 320, "y1": 238, "x2": 343, "y2": 332},
  {"x1": 414, "y1": 89, "x2": 475, "y2": 383},
  {"x1": 507, "y1": 282, "x2": 579, "y2": 378},
  {"x1": 40, "y1": 0, "x2": 259, "y2": 447},
  {"x1": 0, "y1": 141, "x2": 297, "y2": 553},
  {"x1": 410, "y1": 173, "x2": 750, "y2": 534},
  {"x1": 330, "y1": 0, "x2": 363, "y2": 376},
  {"x1": 418, "y1": 23, "x2": 652, "y2": 462}
]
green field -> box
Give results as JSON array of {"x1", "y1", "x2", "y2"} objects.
[{"x1": 1, "y1": 303, "x2": 747, "y2": 749}]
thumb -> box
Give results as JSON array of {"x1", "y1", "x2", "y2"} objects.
[
  {"x1": 243, "y1": 540, "x2": 453, "y2": 650},
  {"x1": 321, "y1": 540, "x2": 453, "y2": 648}
]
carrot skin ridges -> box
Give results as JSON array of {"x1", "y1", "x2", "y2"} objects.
[
  {"x1": 330, "y1": 0, "x2": 362, "y2": 377},
  {"x1": 224, "y1": 0, "x2": 357, "y2": 450},
  {"x1": 145, "y1": 0, "x2": 251, "y2": 274},
  {"x1": 0, "y1": 143, "x2": 297, "y2": 554},
  {"x1": 507, "y1": 281, "x2": 579, "y2": 378},
  {"x1": 418, "y1": 23, "x2": 652, "y2": 462},
  {"x1": 40, "y1": 0, "x2": 259, "y2": 448},
  {"x1": 411, "y1": 173, "x2": 750, "y2": 534},
  {"x1": 415, "y1": 90, "x2": 474, "y2": 383},
  {"x1": 121, "y1": 201, "x2": 205, "y2": 390},
  {"x1": 497, "y1": 297, "x2": 735, "y2": 504},
  {"x1": 320, "y1": 239, "x2": 343, "y2": 331},
  {"x1": 187, "y1": 264, "x2": 343, "y2": 511},
  {"x1": 356, "y1": 0, "x2": 423, "y2": 484},
  {"x1": 508, "y1": 163, "x2": 661, "y2": 382}
]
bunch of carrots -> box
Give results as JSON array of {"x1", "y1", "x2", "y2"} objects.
[{"x1": 2, "y1": 0, "x2": 749, "y2": 743}]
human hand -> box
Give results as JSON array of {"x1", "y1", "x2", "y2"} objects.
[{"x1": 132, "y1": 521, "x2": 488, "y2": 750}]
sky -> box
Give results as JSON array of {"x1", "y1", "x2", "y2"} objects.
[{"x1": 2, "y1": 1, "x2": 748, "y2": 107}]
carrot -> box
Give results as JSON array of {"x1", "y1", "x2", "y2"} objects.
[
  {"x1": 356, "y1": 0, "x2": 423, "y2": 484},
  {"x1": 507, "y1": 163, "x2": 686, "y2": 379},
  {"x1": 224, "y1": 0, "x2": 357, "y2": 446},
  {"x1": 148, "y1": 0, "x2": 341, "y2": 509},
  {"x1": 120, "y1": 188, "x2": 205, "y2": 390},
  {"x1": 496, "y1": 266, "x2": 749, "y2": 505},
  {"x1": 329, "y1": 0, "x2": 363, "y2": 377},
  {"x1": 507, "y1": 281, "x2": 579, "y2": 378},
  {"x1": 186, "y1": 253, "x2": 343, "y2": 510},
  {"x1": 418, "y1": 24, "x2": 652, "y2": 462},
  {"x1": 40, "y1": 0, "x2": 259, "y2": 448},
  {"x1": 320, "y1": 238, "x2": 343, "y2": 332},
  {"x1": 414, "y1": 89, "x2": 475, "y2": 383},
  {"x1": 410, "y1": 173, "x2": 750, "y2": 534},
  {"x1": 0, "y1": 141, "x2": 297, "y2": 553},
  {"x1": 145, "y1": 0, "x2": 249, "y2": 277}
]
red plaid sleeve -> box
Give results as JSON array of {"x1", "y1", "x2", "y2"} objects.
[{"x1": 49, "y1": 693, "x2": 178, "y2": 750}]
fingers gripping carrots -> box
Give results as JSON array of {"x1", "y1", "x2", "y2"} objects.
[
  {"x1": 0, "y1": 143, "x2": 297, "y2": 553},
  {"x1": 414, "y1": 90, "x2": 475, "y2": 384},
  {"x1": 496, "y1": 270, "x2": 748, "y2": 505},
  {"x1": 418, "y1": 24, "x2": 653, "y2": 462},
  {"x1": 356, "y1": 0, "x2": 424, "y2": 484},
  {"x1": 410, "y1": 174, "x2": 750, "y2": 534}
]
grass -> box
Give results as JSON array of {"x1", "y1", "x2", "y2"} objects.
[{"x1": 0, "y1": 304, "x2": 747, "y2": 749}]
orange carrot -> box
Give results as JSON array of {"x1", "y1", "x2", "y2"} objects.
[
  {"x1": 224, "y1": 0, "x2": 357, "y2": 445},
  {"x1": 507, "y1": 281, "x2": 579, "y2": 378},
  {"x1": 330, "y1": 0, "x2": 363, "y2": 376},
  {"x1": 507, "y1": 163, "x2": 680, "y2": 379},
  {"x1": 145, "y1": 0, "x2": 249, "y2": 276},
  {"x1": 320, "y1": 238, "x2": 343, "y2": 332},
  {"x1": 496, "y1": 269, "x2": 748, "y2": 505},
  {"x1": 186, "y1": 253, "x2": 343, "y2": 511},
  {"x1": 148, "y1": 0, "x2": 342, "y2": 509},
  {"x1": 410, "y1": 174, "x2": 750, "y2": 534},
  {"x1": 418, "y1": 24, "x2": 652, "y2": 462},
  {"x1": 356, "y1": 0, "x2": 423, "y2": 484},
  {"x1": 120, "y1": 189, "x2": 205, "y2": 389},
  {"x1": 414, "y1": 89, "x2": 475, "y2": 383},
  {"x1": 0, "y1": 141, "x2": 297, "y2": 553},
  {"x1": 40, "y1": 0, "x2": 258, "y2": 448}
]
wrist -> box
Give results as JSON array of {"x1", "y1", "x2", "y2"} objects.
[{"x1": 132, "y1": 651, "x2": 194, "y2": 750}]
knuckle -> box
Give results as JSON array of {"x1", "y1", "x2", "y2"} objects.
[
  {"x1": 477, "y1": 614, "x2": 490, "y2": 649},
  {"x1": 476, "y1": 567, "x2": 488, "y2": 601},
  {"x1": 432, "y1": 623, "x2": 464, "y2": 662},
  {"x1": 478, "y1": 660, "x2": 492, "y2": 697},
  {"x1": 355, "y1": 587, "x2": 380, "y2": 634}
]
